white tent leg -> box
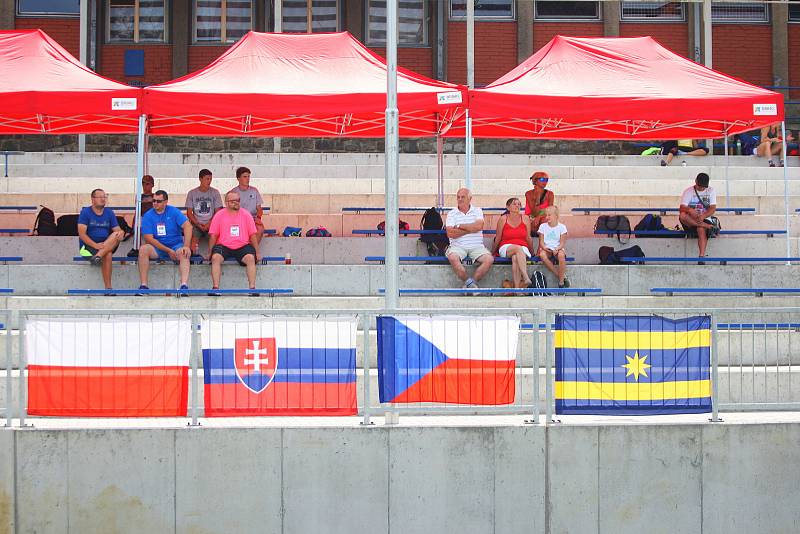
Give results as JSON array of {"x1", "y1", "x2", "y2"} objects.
[
  {"x1": 723, "y1": 131, "x2": 730, "y2": 208},
  {"x1": 465, "y1": 110, "x2": 472, "y2": 189},
  {"x1": 133, "y1": 114, "x2": 147, "y2": 250},
  {"x1": 384, "y1": 0, "x2": 400, "y2": 310},
  {"x1": 782, "y1": 121, "x2": 791, "y2": 264},
  {"x1": 437, "y1": 134, "x2": 444, "y2": 208}
]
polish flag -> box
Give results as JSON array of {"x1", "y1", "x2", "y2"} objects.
[
  {"x1": 26, "y1": 317, "x2": 191, "y2": 417},
  {"x1": 377, "y1": 315, "x2": 519, "y2": 405}
]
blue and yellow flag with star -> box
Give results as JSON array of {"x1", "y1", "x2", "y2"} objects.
[{"x1": 554, "y1": 315, "x2": 711, "y2": 415}]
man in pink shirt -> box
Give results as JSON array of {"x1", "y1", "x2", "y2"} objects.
[{"x1": 207, "y1": 190, "x2": 261, "y2": 294}]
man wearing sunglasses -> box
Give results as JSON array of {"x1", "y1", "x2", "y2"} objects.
[{"x1": 137, "y1": 190, "x2": 193, "y2": 293}]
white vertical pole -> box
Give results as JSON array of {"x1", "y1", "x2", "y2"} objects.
[
  {"x1": 274, "y1": 0, "x2": 282, "y2": 153},
  {"x1": 703, "y1": 0, "x2": 714, "y2": 151},
  {"x1": 437, "y1": 134, "x2": 444, "y2": 208},
  {"x1": 133, "y1": 114, "x2": 147, "y2": 249},
  {"x1": 782, "y1": 121, "x2": 791, "y2": 263},
  {"x1": 385, "y1": 0, "x2": 400, "y2": 309},
  {"x1": 723, "y1": 130, "x2": 730, "y2": 208},
  {"x1": 79, "y1": 0, "x2": 89, "y2": 153},
  {"x1": 465, "y1": 0, "x2": 474, "y2": 189}
]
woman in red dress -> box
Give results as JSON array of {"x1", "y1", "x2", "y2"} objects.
[{"x1": 492, "y1": 197, "x2": 536, "y2": 288}]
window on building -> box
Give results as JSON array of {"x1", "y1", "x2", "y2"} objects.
[
  {"x1": 194, "y1": 0, "x2": 253, "y2": 43},
  {"x1": 107, "y1": 0, "x2": 167, "y2": 43},
  {"x1": 789, "y1": 2, "x2": 800, "y2": 22},
  {"x1": 711, "y1": 2, "x2": 768, "y2": 23},
  {"x1": 534, "y1": 1, "x2": 599, "y2": 21},
  {"x1": 449, "y1": 0, "x2": 514, "y2": 21},
  {"x1": 282, "y1": 0, "x2": 339, "y2": 33},
  {"x1": 620, "y1": 2, "x2": 684, "y2": 22},
  {"x1": 17, "y1": 0, "x2": 80, "y2": 15},
  {"x1": 366, "y1": 0, "x2": 428, "y2": 46}
]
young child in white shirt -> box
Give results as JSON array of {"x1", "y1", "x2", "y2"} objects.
[{"x1": 537, "y1": 206, "x2": 569, "y2": 288}]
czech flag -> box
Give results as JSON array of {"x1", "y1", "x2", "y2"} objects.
[
  {"x1": 201, "y1": 316, "x2": 357, "y2": 416},
  {"x1": 26, "y1": 317, "x2": 191, "y2": 417},
  {"x1": 377, "y1": 315, "x2": 519, "y2": 405}
]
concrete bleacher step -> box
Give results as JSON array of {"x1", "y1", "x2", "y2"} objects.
[
  {"x1": 1, "y1": 367, "x2": 799, "y2": 417},
  {"x1": 3, "y1": 262, "x2": 800, "y2": 296}
]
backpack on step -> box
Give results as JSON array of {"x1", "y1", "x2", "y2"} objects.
[
  {"x1": 599, "y1": 244, "x2": 645, "y2": 265},
  {"x1": 634, "y1": 213, "x2": 667, "y2": 236},
  {"x1": 56, "y1": 214, "x2": 79, "y2": 236},
  {"x1": 531, "y1": 270, "x2": 548, "y2": 296},
  {"x1": 595, "y1": 215, "x2": 631, "y2": 243},
  {"x1": 419, "y1": 207, "x2": 449, "y2": 256},
  {"x1": 33, "y1": 206, "x2": 57, "y2": 236}
]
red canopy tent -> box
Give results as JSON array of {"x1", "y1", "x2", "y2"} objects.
[
  {"x1": 143, "y1": 31, "x2": 466, "y2": 138},
  {"x1": 0, "y1": 29, "x2": 141, "y2": 134},
  {"x1": 451, "y1": 35, "x2": 783, "y2": 140}
]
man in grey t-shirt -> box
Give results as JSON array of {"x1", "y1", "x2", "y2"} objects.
[
  {"x1": 230, "y1": 166, "x2": 265, "y2": 245},
  {"x1": 185, "y1": 168, "x2": 223, "y2": 255}
]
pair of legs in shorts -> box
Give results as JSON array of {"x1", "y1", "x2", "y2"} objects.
[
  {"x1": 538, "y1": 248, "x2": 569, "y2": 287},
  {"x1": 138, "y1": 241, "x2": 191, "y2": 288},
  {"x1": 446, "y1": 244, "x2": 494, "y2": 287},
  {"x1": 210, "y1": 244, "x2": 258, "y2": 290},
  {"x1": 498, "y1": 244, "x2": 533, "y2": 288},
  {"x1": 79, "y1": 230, "x2": 124, "y2": 289}
]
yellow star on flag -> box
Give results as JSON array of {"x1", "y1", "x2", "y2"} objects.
[{"x1": 622, "y1": 352, "x2": 651, "y2": 381}]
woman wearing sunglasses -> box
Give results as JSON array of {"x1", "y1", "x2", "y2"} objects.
[{"x1": 524, "y1": 171, "x2": 554, "y2": 235}]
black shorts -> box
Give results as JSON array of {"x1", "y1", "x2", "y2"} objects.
[{"x1": 211, "y1": 244, "x2": 256, "y2": 265}]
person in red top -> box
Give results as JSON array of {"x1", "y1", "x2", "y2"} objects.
[
  {"x1": 207, "y1": 190, "x2": 261, "y2": 295},
  {"x1": 492, "y1": 197, "x2": 536, "y2": 288},
  {"x1": 524, "y1": 171, "x2": 555, "y2": 235}
]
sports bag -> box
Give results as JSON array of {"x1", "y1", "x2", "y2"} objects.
[
  {"x1": 600, "y1": 244, "x2": 645, "y2": 265},
  {"x1": 306, "y1": 227, "x2": 332, "y2": 237},
  {"x1": 56, "y1": 214, "x2": 79, "y2": 236},
  {"x1": 33, "y1": 206, "x2": 57, "y2": 236},
  {"x1": 531, "y1": 270, "x2": 548, "y2": 296},
  {"x1": 420, "y1": 207, "x2": 448, "y2": 256},
  {"x1": 634, "y1": 213, "x2": 669, "y2": 237},
  {"x1": 282, "y1": 226, "x2": 302, "y2": 237},
  {"x1": 595, "y1": 215, "x2": 631, "y2": 243}
]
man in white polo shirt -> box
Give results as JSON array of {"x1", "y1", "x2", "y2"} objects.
[{"x1": 445, "y1": 188, "x2": 494, "y2": 290}]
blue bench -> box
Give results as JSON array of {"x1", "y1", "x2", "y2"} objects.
[
  {"x1": 67, "y1": 288, "x2": 294, "y2": 296},
  {"x1": 0, "y1": 229, "x2": 28, "y2": 234},
  {"x1": 353, "y1": 229, "x2": 497, "y2": 236},
  {"x1": 652, "y1": 287, "x2": 800, "y2": 297},
  {"x1": 74, "y1": 255, "x2": 287, "y2": 265},
  {"x1": 366, "y1": 255, "x2": 574, "y2": 264},
  {"x1": 342, "y1": 207, "x2": 509, "y2": 214},
  {"x1": 622, "y1": 257, "x2": 800, "y2": 265},
  {"x1": 0, "y1": 288, "x2": 13, "y2": 294},
  {"x1": 0, "y1": 257, "x2": 23, "y2": 262},
  {"x1": 596, "y1": 229, "x2": 785, "y2": 238},
  {"x1": 0, "y1": 206, "x2": 36, "y2": 212},
  {"x1": 379, "y1": 288, "x2": 601, "y2": 296},
  {"x1": 109, "y1": 206, "x2": 271, "y2": 213},
  {"x1": 574, "y1": 207, "x2": 754, "y2": 215}
]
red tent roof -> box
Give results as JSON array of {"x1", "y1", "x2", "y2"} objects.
[
  {"x1": 454, "y1": 35, "x2": 784, "y2": 140},
  {"x1": 144, "y1": 31, "x2": 466, "y2": 137},
  {"x1": 0, "y1": 29, "x2": 141, "y2": 134}
]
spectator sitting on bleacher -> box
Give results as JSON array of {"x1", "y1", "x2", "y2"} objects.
[
  {"x1": 137, "y1": 190, "x2": 192, "y2": 293},
  {"x1": 659, "y1": 140, "x2": 709, "y2": 166},
  {"x1": 128, "y1": 174, "x2": 156, "y2": 246},
  {"x1": 445, "y1": 188, "x2": 493, "y2": 291},
  {"x1": 185, "y1": 168, "x2": 223, "y2": 255},
  {"x1": 757, "y1": 123, "x2": 793, "y2": 167},
  {"x1": 524, "y1": 171, "x2": 554, "y2": 235},
  {"x1": 537, "y1": 206, "x2": 570, "y2": 289},
  {"x1": 207, "y1": 190, "x2": 261, "y2": 296},
  {"x1": 230, "y1": 166, "x2": 265, "y2": 246},
  {"x1": 77, "y1": 188, "x2": 124, "y2": 290},
  {"x1": 679, "y1": 172, "x2": 717, "y2": 263},
  {"x1": 491, "y1": 197, "x2": 535, "y2": 289}
]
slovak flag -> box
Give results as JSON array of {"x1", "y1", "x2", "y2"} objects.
[
  {"x1": 377, "y1": 315, "x2": 519, "y2": 405},
  {"x1": 201, "y1": 316, "x2": 358, "y2": 416},
  {"x1": 26, "y1": 317, "x2": 191, "y2": 417}
]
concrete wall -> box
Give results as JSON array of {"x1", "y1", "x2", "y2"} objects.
[{"x1": 1, "y1": 422, "x2": 799, "y2": 534}]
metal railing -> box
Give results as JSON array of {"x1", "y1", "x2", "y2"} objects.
[{"x1": 3, "y1": 307, "x2": 800, "y2": 427}]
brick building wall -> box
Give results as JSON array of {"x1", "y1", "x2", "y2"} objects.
[
  {"x1": 99, "y1": 44, "x2": 173, "y2": 85},
  {"x1": 447, "y1": 21, "x2": 517, "y2": 86},
  {"x1": 712, "y1": 24, "x2": 772, "y2": 86},
  {"x1": 188, "y1": 46, "x2": 229, "y2": 72},
  {"x1": 15, "y1": 17, "x2": 80, "y2": 57},
  {"x1": 789, "y1": 24, "x2": 800, "y2": 99},
  {"x1": 368, "y1": 47, "x2": 434, "y2": 79},
  {"x1": 619, "y1": 22, "x2": 689, "y2": 57},
  {"x1": 533, "y1": 22, "x2": 604, "y2": 51}
]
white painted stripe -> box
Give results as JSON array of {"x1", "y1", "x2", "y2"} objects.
[
  {"x1": 201, "y1": 316, "x2": 357, "y2": 350},
  {"x1": 27, "y1": 317, "x2": 191, "y2": 367},
  {"x1": 394, "y1": 316, "x2": 519, "y2": 361}
]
